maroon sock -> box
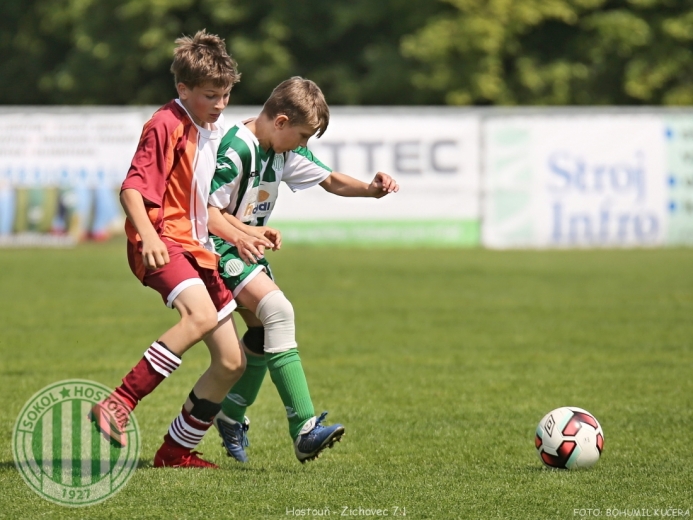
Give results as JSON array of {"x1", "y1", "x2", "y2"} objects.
[
  {"x1": 166, "y1": 406, "x2": 214, "y2": 450},
  {"x1": 114, "y1": 341, "x2": 181, "y2": 410}
]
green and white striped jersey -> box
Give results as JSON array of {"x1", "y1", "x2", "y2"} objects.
[{"x1": 209, "y1": 120, "x2": 331, "y2": 226}]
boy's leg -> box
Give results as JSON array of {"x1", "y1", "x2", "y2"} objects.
[
  {"x1": 221, "y1": 309, "x2": 267, "y2": 423},
  {"x1": 154, "y1": 269, "x2": 244, "y2": 469},
  {"x1": 90, "y1": 247, "x2": 224, "y2": 448},
  {"x1": 221, "y1": 274, "x2": 314, "y2": 439},
  {"x1": 253, "y1": 289, "x2": 316, "y2": 438},
  {"x1": 154, "y1": 311, "x2": 244, "y2": 468},
  {"x1": 256, "y1": 288, "x2": 344, "y2": 462},
  {"x1": 213, "y1": 250, "x2": 272, "y2": 461},
  {"x1": 214, "y1": 244, "x2": 343, "y2": 462},
  {"x1": 219, "y1": 272, "x2": 343, "y2": 461},
  {"x1": 116, "y1": 283, "x2": 221, "y2": 408},
  {"x1": 215, "y1": 311, "x2": 266, "y2": 463}
]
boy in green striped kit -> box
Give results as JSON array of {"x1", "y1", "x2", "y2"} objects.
[{"x1": 207, "y1": 76, "x2": 399, "y2": 463}]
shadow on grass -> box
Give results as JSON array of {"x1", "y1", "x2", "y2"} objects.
[
  {"x1": 136, "y1": 459, "x2": 281, "y2": 472},
  {"x1": 1, "y1": 458, "x2": 156, "y2": 473},
  {"x1": 0, "y1": 457, "x2": 281, "y2": 472},
  {"x1": 0, "y1": 461, "x2": 18, "y2": 470}
]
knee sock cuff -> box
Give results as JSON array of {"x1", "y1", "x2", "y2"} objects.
[
  {"x1": 167, "y1": 406, "x2": 213, "y2": 449},
  {"x1": 144, "y1": 341, "x2": 182, "y2": 378},
  {"x1": 265, "y1": 349, "x2": 300, "y2": 370},
  {"x1": 246, "y1": 353, "x2": 268, "y2": 368},
  {"x1": 188, "y1": 390, "x2": 222, "y2": 423}
]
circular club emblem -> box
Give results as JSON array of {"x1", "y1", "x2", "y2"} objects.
[
  {"x1": 12, "y1": 379, "x2": 140, "y2": 507},
  {"x1": 272, "y1": 153, "x2": 284, "y2": 171},
  {"x1": 224, "y1": 258, "x2": 245, "y2": 277}
]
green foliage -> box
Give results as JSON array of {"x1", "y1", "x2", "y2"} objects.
[
  {"x1": 0, "y1": 0, "x2": 691, "y2": 105},
  {"x1": 0, "y1": 0, "x2": 442, "y2": 105},
  {"x1": 402, "y1": 0, "x2": 693, "y2": 105}
]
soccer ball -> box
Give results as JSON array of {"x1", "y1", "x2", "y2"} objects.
[{"x1": 535, "y1": 406, "x2": 604, "y2": 469}]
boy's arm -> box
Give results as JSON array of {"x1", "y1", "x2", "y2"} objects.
[
  {"x1": 208, "y1": 206, "x2": 273, "y2": 264},
  {"x1": 120, "y1": 188, "x2": 170, "y2": 269},
  {"x1": 319, "y1": 171, "x2": 399, "y2": 198}
]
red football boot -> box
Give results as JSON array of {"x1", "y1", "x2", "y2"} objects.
[{"x1": 153, "y1": 441, "x2": 218, "y2": 469}]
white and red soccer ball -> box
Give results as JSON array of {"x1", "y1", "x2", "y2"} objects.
[{"x1": 535, "y1": 407, "x2": 604, "y2": 469}]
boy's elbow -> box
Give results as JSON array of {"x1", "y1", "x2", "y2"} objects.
[
  {"x1": 207, "y1": 218, "x2": 221, "y2": 236},
  {"x1": 119, "y1": 188, "x2": 139, "y2": 210},
  {"x1": 319, "y1": 176, "x2": 338, "y2": 194}
]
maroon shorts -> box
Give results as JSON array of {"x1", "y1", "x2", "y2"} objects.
[{"x1": 128, "y1": 239, "x2": 235, "y2": 321}]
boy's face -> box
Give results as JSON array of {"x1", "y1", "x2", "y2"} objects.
[
  {"x1": 177, "y1": 82, "x2": 231, "y2": 127},
  {"x1": 271, "y1": 116, "x2": 317, "y2": 153}
]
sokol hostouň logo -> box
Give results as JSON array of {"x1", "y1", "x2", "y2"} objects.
[{"x1": 12, "y1": 379, "x2": 140, "y2": 507}]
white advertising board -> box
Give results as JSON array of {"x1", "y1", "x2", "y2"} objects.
[
  {"x1": 0, "y1": 110, "x2": 144, "y2": 244},
  {"x1": 0, "y1": 111, "x2": 143, "y2": 188},
  {"x1": 663, "y1": 116, "x2": 693, "y2": 245},
  {"x1": 2, "y1": 107, "x2": 691, "y2": 248},
  {"x1": 483, "y1": 116, "x2": 668, "y2": 248},
  {"x1": 269, "y1": 109, "x2": 481, "y2": 245}
]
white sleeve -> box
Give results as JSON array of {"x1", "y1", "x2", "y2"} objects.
[
  {"x1": 209, "y1": 147, "x2": 243, "y2": 210},
  {"x1": 208, "y1": 182, "x2": 237, "y2": 210},
  {"x1": 282, "y1": 147, "x2": 332, "y2": 192}
]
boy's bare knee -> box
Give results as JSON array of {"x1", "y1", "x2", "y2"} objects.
[
  {"x1": 215, "y1": 354, "x2": 245, "y2": 380},
  {"x1": 182, "y1": 307, "x2": 218, "y2": 339}
]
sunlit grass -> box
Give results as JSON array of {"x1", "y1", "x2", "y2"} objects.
[{"x1": 1, "y1": 242, "x2": 692, "y2": 518}]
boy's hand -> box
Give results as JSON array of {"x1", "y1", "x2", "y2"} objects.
[
  {"x1": 120, "y1": 189, "x2": 170, "y2": 269},
  {"x1": 141, "y1": 235, "x2": 170, "y2": 269},
  {"x1": 241, "y1": 224, "x2": 281, "y2": 251},
  {"x1": 370, "y1": 172, "x2": 399, "y2": 198},
  {"x1": 235, "y1": 233, "x2": 270, "y2": 265},
  {"x1": 259, "y1": 226, "x2": 282, "y2": 251}
]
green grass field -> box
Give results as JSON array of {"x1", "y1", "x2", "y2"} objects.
[{"x1": 1, "y1": 241, "x2": 692, "y2": 519}]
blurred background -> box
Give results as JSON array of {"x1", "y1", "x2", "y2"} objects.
[
  {"x1": 2, "y1": 0, "x2": 692, "y2": 106},
  {"x1": 1, "y1": 0, "x2": 692, "y2": 247}
]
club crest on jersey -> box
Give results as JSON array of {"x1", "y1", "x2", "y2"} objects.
[
  {"x1": 243, "y1": 190, "x2": 272, "y2": 216},
  {"x1": 224, "y1": 259, "x2": 245, "y2": 277},
  {"x1": 272, "y1": 154, "x2": 284, "y2": 172}
]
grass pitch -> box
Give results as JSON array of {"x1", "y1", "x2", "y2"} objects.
[{"x1": 0, "y1": 241, "x2": 692, "y2": 519}]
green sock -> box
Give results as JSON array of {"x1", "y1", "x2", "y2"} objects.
[
  {"x1": 265, "y1": 349, "x2": 315, "y2": 440},
  {"x1": 221, "y1": 353, "x2": 267, "y2": 423}
]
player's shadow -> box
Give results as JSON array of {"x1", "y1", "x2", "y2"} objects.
[
  {"x1": 2, "y1": 457, "x2": 328, "y2": 473},
  {"x1": 2, "y1": 458, "x2": 153, "y2": 470},
  {"x1": 3, "y1": 458, "x2": 166, "y2": 473},
  {"x1": 134, "y1": 459, "x2": 265, "y2": 471}
]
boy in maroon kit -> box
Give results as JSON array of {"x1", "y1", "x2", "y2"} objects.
[{"x1": 89, "y1": 30, "x2": 270, "y2": 468}]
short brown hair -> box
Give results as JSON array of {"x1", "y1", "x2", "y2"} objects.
[
  {"x1": 262, "y1": 77, "x2": 329, "y2": 138},
  {"x1": 170, "y1": 29, "x2": 240, "y2": 89}
]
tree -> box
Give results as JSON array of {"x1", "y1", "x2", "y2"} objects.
[
  {"x1": 1, "y1": 0, "x2": 691, "y2": 105},
  {"x1": 0, "y1": 0, "x2": 445, "y2": 105},
  {"x1": 401, "y1": 0, "x2": 693, "y2": 105}
]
